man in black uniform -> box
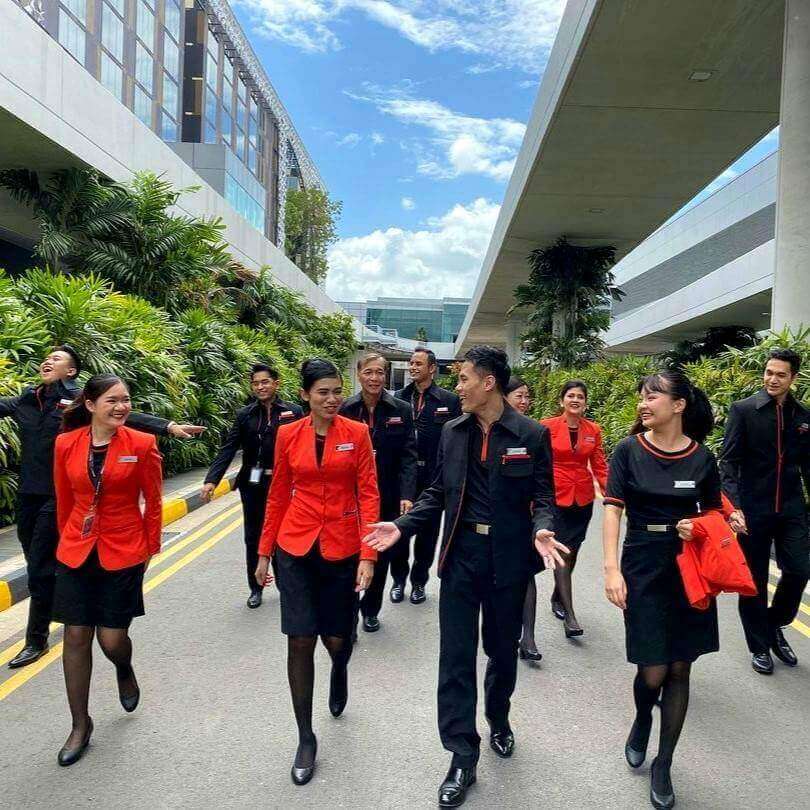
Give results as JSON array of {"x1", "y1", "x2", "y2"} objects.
[
  {"x1": 720, "y1": 347, "x2": 810, "y2": 675},
  {"x1": 393, "y1": 348, "x2": 461, "y2": 605},
  {"x1": 365, "y1": 346, "x2": 566, "y2": 808},
  {"x1": 0, "y1": 346, "x2": 203, "y2": 669},
  {"x1": 341, "y1": 352, "x2": 417, "y2": 632},
  {"x1": 202, "y1": 363, "x2": 303, "y2": 608}
]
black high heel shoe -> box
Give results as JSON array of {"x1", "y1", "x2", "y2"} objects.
[
  {"x1": 650, "y1": 758, "x2": 675, "y2": 809},
  {"x1": 117, "y1": 666, "x2": 140, "y2": 713},
  {"x1": 563, "y1": 615, "x2": 584, "y2": 638},
  {"x1": 624, "y1": 716, "x2": 651, "y2": 768},
  {"x1": 291, "y1": 737, "x2": 317, "y2": 786},
  {"x1": 57, "y1": 718, "x2": 93, "y2": 767},
  {"x1": 518, "y1": 646, "x2": 542, "y2": 662},
  {"x1": 329, "y1": 664, "x2": 348, "y2": 717}
]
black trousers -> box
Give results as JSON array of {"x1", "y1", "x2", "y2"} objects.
[
  {"x1": 738, "y1": 511, "x2": 810, "y2": 654},
  {"x1": 16, "y1": 494, "x2": 59, "y2": 648},
  {"x1": 438, "y1": 528, "x2": 527, "y2": 768},
  {"x1": 360, "y1": 548, "x2": 391, "y2": 619},
  {"x1": 240, "y1": 483, "x2": 270, "y2": 594},
  {"x1": 390, "y1": 474, "x2": 441, "y2": 587}
]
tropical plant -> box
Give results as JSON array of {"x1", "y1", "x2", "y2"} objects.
[
  {"x1": 659, "y1": 325, "x2": 758, "y2": 369},
  {"x1": 284, "y1": 187, "x2": 342, "y2": 285}
]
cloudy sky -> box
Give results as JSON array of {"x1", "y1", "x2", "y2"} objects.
[{"x1": 233, "y1": 0, "x2": 779, "y2": 303}]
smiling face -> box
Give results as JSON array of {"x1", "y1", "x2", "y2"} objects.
[
  {"x1": 85, "y1": 382, "x2": 132, "y2": 430},
  {"x1": 456, "y1": 360, "x2": 497, "y2": 414},
  {"x1": 409, "y1": 351, "x2": 435, "y2": 385},
  {"x1": 358, "y1": 358, "x2": 386, "y2": 397},
  {"x1": 39, "y1": 350, "x2": 78, "y2": 385},
  {"x1": 302, "y1": 376, "x2": 343, "y2": 421},
  {"x1": 506, "y1": 385, "x2": 530, "y2": 414},
  {"x1": 637, "y1": 383, "x2": 684, "y2": 431},
  {"x1": 561, "y1": 386, "x2": 587, "y2": 419},
  {"x1": 763, "y1": 359, "x2": 796, "y2": 400},
  {"x1": 250, "y1": 370, "x2": 280, "y2": 403}
]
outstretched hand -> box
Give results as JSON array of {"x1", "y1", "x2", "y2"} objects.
[
  {"x1": 363, "y1": 522, "x2": 402, "y2": 552},
  {"x1": 534, "y1": 529, "x2": 569, "y2": 571},
  {"x1": 169, "y1": 423, "x2": 206, "y2": 439}
]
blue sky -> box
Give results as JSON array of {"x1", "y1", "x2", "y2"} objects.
[{"x1": 232, "y1": 1, "x2": 778, "y2": 303}]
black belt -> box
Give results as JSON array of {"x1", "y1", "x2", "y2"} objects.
[{"x1": 462, "y1": 521, "x2": 491, "y2": 536}]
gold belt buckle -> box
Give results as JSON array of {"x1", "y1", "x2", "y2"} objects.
[
  {"x1": 647, "y1": 524, "x2": 668, "y2": 533},
  {"x1": 475, "y1": 523, "x2": 490, "y2": 536}
]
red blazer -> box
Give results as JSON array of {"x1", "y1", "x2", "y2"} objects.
[
  {"x1": 540, "y1": 415, "x2": 608, "y2": 506},
  {"x1": 54, "y1": 426, "x2": 163, "y2": 570},
  {"x1": 259, "y1": 415, "x2": 379, "y2": 562},
  {"x1": 677, "y1": 510, "x2": 757, "y2": 610}
]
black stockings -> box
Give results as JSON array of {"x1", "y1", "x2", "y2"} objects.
[
  {"x1": 552, "y1": 548, "x2": 579, "y2": 621},
  {"x1": 631, "y1": 662, "x2": 692, "y2": 792},
  {"x1": 519, "y1": 576, "x2": 538, "y2": 652},
  {"x1": 287, "y1": 635, "x2": 353, "y2": 768}
]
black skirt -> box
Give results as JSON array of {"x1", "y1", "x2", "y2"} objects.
[
  {"x1": 554, "y1": 502, "x2": 594, "y2": 551},
  {"x1": 53, "y1": 549, "x2": 145, "y2": 629},
  {"x1": 275, "y1": 545, "x2": 359, "y2": 638},
  {"x1": 621, "y1": 528, "x2": 719, "y2": 665}
]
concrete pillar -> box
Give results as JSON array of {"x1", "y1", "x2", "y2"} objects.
[
  {"x1": 504, "y1": 319, "x2": 526, "y2": 367},
  {"x1": 772, "y1": 0, "x2": 810, "y2": 332}
]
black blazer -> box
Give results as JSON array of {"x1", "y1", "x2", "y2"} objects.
[
  {"x1": 394, "y1": 381, "x2": 461, "y2": 482},
  {"x1": 204, "y1": 398, "x2": 303, "y2": 489},
  {"x1": 395, "y1": 404, "x2": 555, "y2": 587},
  {"x1": 340, "y1": 390, "x2": 418, "y2": 520},
  {"x1": 720, "y1": 388, "x2": 810, "y2": 517},
  {"x1": 0, "y1": 379, "x2": 172, "y2": 497}
]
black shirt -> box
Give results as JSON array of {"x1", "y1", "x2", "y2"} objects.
[
  {"x1": 315, "y1": 434, "x2": 326, "y2": 466},
  {"x1": 605, "y1": 433, "x2": 722, "y2": 526},
  {"x1": 89, "y1": 444, "x2": 108, "y2": 484},
  {"x1": 569, "y1": 428, "x2": 578, "y2": 449},
  {"x1": 463, "y1": 423, "x2": 492, "y2": 524}
]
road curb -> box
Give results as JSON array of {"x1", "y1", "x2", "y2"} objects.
[{"x1": 0, "y1": 471, "x2": 238, "y2": 613}]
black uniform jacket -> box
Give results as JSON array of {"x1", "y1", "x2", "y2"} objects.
[
  {"x1": 720, "y1": 388, "x2": 810, "y2": 517},
  {"x1": 204, "y1": 398, "x2": 304, "y2": 489},
  {"x1": 395, "y1": 404, "x2": 555, "y2": 588},
  {"x1": 340, "y1": 390, "x2": 418, "y2": 520},
  {"x1": 0, "y1": 379, "x2": 172, "y2": 497},
  {"x1": 394, "y1": 381, "x2": 461, "y2": 481}
]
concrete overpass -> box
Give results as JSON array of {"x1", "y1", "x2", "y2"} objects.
[{"x1": 456, "y1": 0, "x2": 809, "y2": 359}]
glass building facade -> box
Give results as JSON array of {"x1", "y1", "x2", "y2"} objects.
[{"x1": 339, "y1": 298, "x2": 471, "y2": 343}]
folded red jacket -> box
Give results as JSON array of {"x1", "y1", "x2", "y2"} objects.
[{"x1": 677, "y1": 511, "x2": 757, "y2": 610}]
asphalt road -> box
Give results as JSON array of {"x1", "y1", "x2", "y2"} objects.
[{"x1": 0, "y1": 493, "x2": 808, "y2": 809}]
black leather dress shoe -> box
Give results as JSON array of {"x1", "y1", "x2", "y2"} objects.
[
  {"x1": 751, "y1": 651, "x2": 774, "y2": 674},
  {"x1": 771, "y1": 627, "x2": 798, "y2": 666},
  {"x1": 624, "y1": 716, "x2": 651, "y2": 769},
  {"x1": 438, "y1": 765, "x2": 476, "y2": 807},
  {"x1": 518, "y1": 646, "x2": 542, "y2": 662},
  {"x1": 247, "y1": 591, "x2": 263, "y2": 609},
  {"x1": 489, "y1": 728, "x2": 515, "y2": 758},
  {"x1": 291, "y1": 738, "x2": 317, "y2": 786},
  {"x1": 58, "y1": 719, "x2": 93, "y2": 767},
  {"x1": 649, "y1": 758, "x2": 675, "y2": 809},
  {"x1": 390, "y1": 582, "x2": 405, "y2": 603},
  {"x1": 550, "y1": 599, "x2": 566, "y2": 621},
  {"x1": 8, "y1": 644, "x2": 48, "y2": 669},
  {"x1": 363, "y1": 615, "x2": 380, "y2": 633},
  {"x1": 117, "y1": 667, "x2": 140, "y2": 713},
  {"x1": 329, "y1": 665, "x2": 348, "y2": 717},
  {"x1": 410, "y1": 585, "x2": 427, "y2": 604}
]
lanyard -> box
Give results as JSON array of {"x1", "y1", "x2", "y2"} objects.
[
  {"x1": 414, "y1": 389, "x2": 426, "y2": 420},
  {"x1": 256, "y1": 406, "x2": 275, "y2": 466},
  {"x1": 83, "y1": 437, "x2": 108, "y2": 536}
]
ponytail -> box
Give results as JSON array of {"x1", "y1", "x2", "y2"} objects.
[{"x1": 62, "y1": 374, "x2": 125, "y2": 432}]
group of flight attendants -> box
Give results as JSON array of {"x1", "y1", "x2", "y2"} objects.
[{"x1": 2, "y1": 341, "x2": 809, "y2": 810}]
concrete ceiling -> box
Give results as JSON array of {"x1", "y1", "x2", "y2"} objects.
[{"x1": 458, "y1": 0, "x2": 785, "y2": 353}]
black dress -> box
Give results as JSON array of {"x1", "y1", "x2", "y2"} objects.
[{"x1": 604, "y1": 433, "x2": 722, "y2": 665}]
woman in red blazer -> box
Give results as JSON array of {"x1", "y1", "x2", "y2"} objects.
[
  {"x1": 52, "y1": 374, "x2": 162, "y2": 767},
  {"x1": 255, "y1": 358, "x2": 379, "y2": 787},
  {"x1": 541, "y1": 379, "x2": 608, "y2": 638}
]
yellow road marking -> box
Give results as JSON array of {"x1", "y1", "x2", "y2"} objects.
[
  {"x1": 0, "y1": 581, "x2": 10, "y2": 612},
  {"x1": 0, "y1": 516, "x2": 242, "y2": 702},
  {"x1": 766, "y1": 583, "x2": 810, "y2": 638}
]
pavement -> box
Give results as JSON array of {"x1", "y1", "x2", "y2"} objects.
[{"x1": 0, "y1": 497, "x2": 807, "y2": 809}]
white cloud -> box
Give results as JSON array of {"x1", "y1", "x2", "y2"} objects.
[
  {"x1": 327, "y1": 197, "x2": 500, "y2": 300},
  {"x1": 236, "y1": 0, "x2": 565, "y2": 74},
  {"x1": 336, "y1": 132, "x2": 362, "y2": 147},
  {"x1": 347, "y1": 85, "x2": 525, "y2": 182},
  {"x1": 401, "y1": 196, "x2": 415, "y2": 210},
  {"x1": 518, "y1": 79, "x2": 538, "y2": 89},
  {"x1": 371, "y1": 131, "x2": 385, "y2": 145}
]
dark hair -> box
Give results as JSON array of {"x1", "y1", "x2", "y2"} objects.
[
  {"x1": 631, "y1": 370, "x2": 714, "y2": 443},
  {"x1": 53, "y1": 344, "x2": 82, "y2": 375},
  {"x1": 505, "y1": 375, "x2": 528, "y2": 395},
  {"x1": 300, "y1": 358, "x2": 341, "y2": 391},
  {"x1": 559, "y1": 379, "x2": 588, "y2": 400},
  {"x1": 767, "y1": 348, "x2": 801, "y2": 376},
  {"x1": 412, "y1": 348, "x2": 437, "y2": 368},
  {"x1": 62, "y1": 374, "x2": 127, "y2": 431},
  {"x1": 250, "y1": 363, "x2": 278, "y2": 381},
  {"x1": 463, "y1": 345, "x2": 511, "y2": 393}
]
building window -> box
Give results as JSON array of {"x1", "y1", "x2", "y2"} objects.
[
  {"x1": 163, "y1": 33, "x2": 179, "y2": 79},
  {"x1": 247, "y1": 143, "x2": 257, "y2": 174},
  {"x1": 207, "y1": 30, "x2": 218, "y2": 58},
  {"x1": 163, "y1": 73, "x2": 179, "y2": 117},
  {"x1": 237, "y1": 76, "x2": 246, "y2": 103},
  {"x1": 136, "y1": 1, "x2": 155, "y2": 47},
  {"x1": 235, "y1": 126, "x2": 245, "y2": 160},
  {"x1": 161, "y1": 110, "x2": 179, "y2": 142},
  {"x1": 206, "y1": 52, "x2": 217, "y2": 88},
  {"x1": 204, "y1": 118, "x2": 216, "y2": 144},
  {"x1": 221, "y1": 107, "x2": 232, "y2": 143},
  {"x1": 58, "y1": 9, "x2": 85, "y2": 63},
  {"x1": 62, "y1": 0, "x2": 86, "y2": 24},
  {"x1": 135, "y1": 43, "x2": 154, "y2": 94},
  {"x1": 205, "y1": 87, "x2": 217, "y2": 130},
  {"x1": 249, "y1": 112, "x2": 258, "y2": 141},
  {"x1": 101, "y1": 3, "x2": 124, "y2": 61},
  {"x1": 165, "y1": 0, "x2": 181, "y2": 42},
  {"x1": 100, "y1": 51, "x2": 123, "y2": 100},
  {"x1": 107, "y1": 0, "x2": 125, "y2": 13},
  {"x1": 225, "y1": 173, "x2": 265, "y2": 232},
  {"x1": 236, "y1": 97, "x2": 246, "y2": 129},
  {"x1": 133, "y1": 86, "x2": 152, "y2": 128},
  {"x1": 142, "y1": 0, "x2": 155, "y2": 10},
  {"x1": 222, "y1": 68, "x2": 234, "y2": 109}
]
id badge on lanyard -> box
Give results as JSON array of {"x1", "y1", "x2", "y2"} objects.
[{"x1": 82, "y1": 441, "x2": 105, "y2": 537}]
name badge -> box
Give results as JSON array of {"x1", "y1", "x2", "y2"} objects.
[
  {"x1": 249, "y1": 466, "x2": 263, "y2": 484},
  {"x1": 506, "y1": 447, "x2": 528, "y2": 456},
  {"x1": 386, "y1": 416, "x2": 403, "y2": 425},
  {"x1": 799, "y1": 423, "x2": 809, "y2": 434},
  {"x1": 336, "y1": 443, "x2": 354, "y2": 452},
  {"x1": 118, "y1": 456, "x2": 138, "y2": 463},
  {"x1": 280, "y1": 411, "x2": 295, "y2": 419},
  {"x1": 436, "y1": 407, "x2": 449, "y2": 414},
  {"x1": 674, "y1": 480, "x2": 695, "y2": 489},
  {"x1": 58, "y1": 398, "x2": 74, "y2": 408},
  {"x1": 584, "y1": 436, "x2": 596, "y2": 443}
]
